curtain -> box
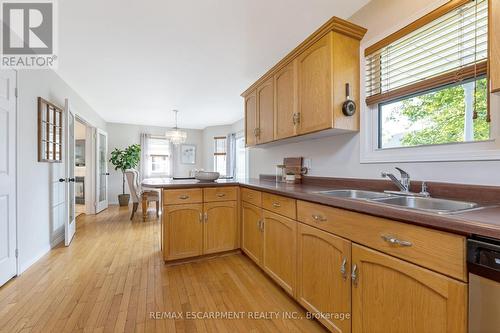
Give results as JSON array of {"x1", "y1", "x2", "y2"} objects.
[
  {"x1": 140, "y1": 133, "x2": 151, "y2": 180},
  {"x1": 226, "y1": 133, "x2": 236, "y2": 179}
]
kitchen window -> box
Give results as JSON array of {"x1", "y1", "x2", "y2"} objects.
[
  {"x1": 213, "y1": 136, "x2": 227, "y2": 176},
  {"x1": 379, "y1": 76, "x2": 489, "y2": 149},
  {"x1": 361, "y1": 0, "x2": 500, "y2": 162},
  {"x1": 141, "y1": 135, "x2": 172, "y2": 178}
]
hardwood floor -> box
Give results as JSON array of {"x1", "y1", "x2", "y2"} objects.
[{"x1": 0, "y1": 206, "x2": 326, "y2": 333}]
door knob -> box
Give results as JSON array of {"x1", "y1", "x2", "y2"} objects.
[
  {"x1": 69, "y1": 178, "x2": 75, "y2": 182},
  {"x1": 59, "y1": 178, "x2": 66, "y2": 182},
  {"x1": 105, "y1": 172, "x2": 110, "y2": 176}
]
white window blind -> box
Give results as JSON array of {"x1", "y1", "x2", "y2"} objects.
[{"x1": 365, "y1": 0, "x2": 488, "y2": 105}]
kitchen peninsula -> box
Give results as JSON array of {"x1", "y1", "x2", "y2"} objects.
[{"x1": 143, "y1": 176, "x2": 500, "y2": 333}]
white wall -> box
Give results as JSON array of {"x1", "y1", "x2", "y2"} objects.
[
  {"x1": 17, "y1": 69, "x2": 106, "y2": 272},
  {"x1": 106, "y1": 123, "x2": 203, "y2": 203},
  {"x1": 247, "y1": 0, "x2": 500, "y2": 186}
]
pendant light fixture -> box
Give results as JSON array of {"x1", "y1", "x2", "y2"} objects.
[{"x1": 165, "y1": 109, "x2": 187, "y2": 145}]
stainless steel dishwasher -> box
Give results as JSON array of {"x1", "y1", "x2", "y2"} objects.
[{"x1": 467, "y1": 236, "x2": 500, "y2": 333}]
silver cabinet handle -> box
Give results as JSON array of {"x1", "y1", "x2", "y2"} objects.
[
  {"x1": 311, "y1": 214, "x2": 327, "y2": 222},
  {"x1": 259, "y1": 219, "x2": 265, "y2": 232},
  {"x1": 199, "y1": 213, "x2": 202, "y2": 222},
  {"x1": 381, "y1": 235, "x2": 412, "y2": 247},
  {"x1": 204, "y1": 212, "x2": 208, "y2": 222},
  {"x1": 340, "y1": 258, "x2": 347, "y2": 279},
  {"x1": 179, "y1": 195, "x2": 189, "y2": 200},
  {"x1": 257, "y1": 220, "x2": 264, "y2": 231},
  {"x1": 272, "y1": 202, "x2": 281, "y2": 208},
  {"x1": 351, "y1": 264, "x2": 358, "y2": 286},
  {"x1": 216, "y1": 193, "x2": 226, "y2": 198}
]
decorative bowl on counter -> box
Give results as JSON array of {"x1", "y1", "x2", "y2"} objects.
[{"x1": 194, "y1": 171, "x2": 220, "y2": 182}]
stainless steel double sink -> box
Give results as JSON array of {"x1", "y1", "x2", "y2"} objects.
[{"x1": 314, "y1": 189, "x2": 480, "y2": 214}]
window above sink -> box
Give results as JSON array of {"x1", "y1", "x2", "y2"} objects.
[{"x1": 360, "y1": 0, "x2": 500, "y2": 163}]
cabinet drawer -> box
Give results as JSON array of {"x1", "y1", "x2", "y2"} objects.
[
  {"x1": 241, "y1": 187, "x2": 262, "y2": 206},
  {"x1": 262, "y1": 193, "x2": 296, "y2": 220},
  {"x1": 163, "y1": 188, "x2": 203, "y2": 205},
  {"x1": 203, "y1": 187, "x2": 237, "y2": 202},
  {"x1": 297, "y1": 200, "x2": 466, "y2": 281}
]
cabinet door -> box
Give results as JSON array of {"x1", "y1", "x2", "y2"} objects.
[
  {"x1": 274, "y1": 61, "x2": 297, "y2": 139},
  {"x1": 297, "y1": 223, "x2": 351, "y2": 333},
  {"x1": 245, "y1": 90, "x2": 257, "y2": 147},
  {"x1": 163, "y1": 204, "x2": 203, "y2": 261},
  {"x1": 262, "y1": 210, "x2": 296, "y2": 296},
  {"x1": 297, "y1": 33, "x2": 333, "y2": 134},
  {"x1": 351, "y1": 244, "x2": 467, "y2": 333},
  {"x1": 241, "y1": 201, "x2": 263, "y2": 264},
  {"x1": 203, "y1": 201, "x2": 238, "y2": 254},
  {"x1": 256, "y1": 78, "x2": 274, "y2": 144},
  {"x1": 491, "y1": 0, "x2": 500, "y2": 93}
]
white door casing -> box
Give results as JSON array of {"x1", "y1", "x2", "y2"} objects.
[
  {"x1": 95, "y1": 129, "x2": 108, "y2": 213},
  {"x1": 0, "y1": 70, "x2": 17, "y2": 286},
  {"x1": 64, "y1": 99, "x2": 76, "y2": 246}
]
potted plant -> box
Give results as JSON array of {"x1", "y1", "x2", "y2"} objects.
[{"x1": 109, "y1": 144, "x2": 141, "y2": 206}]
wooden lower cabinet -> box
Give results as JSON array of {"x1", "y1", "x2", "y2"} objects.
[
  {"x1": 241, "y1": 201, "x2": 263, "y2": 264},
  {"x1": 163, "y1": 204, "x2": 203, "y2": 261},
  {"x1": 203, "y1": 201, "x2": 238, "y2": 254},
  {"x1": 262, "y1": 210, "x2": 296, "y2": 296},
  {"x1": 351, "y1": 244, "x2": 467, "y2": 333},
  {"x1": 297, "y1": 223, "x2": 352, "y2": 333}
]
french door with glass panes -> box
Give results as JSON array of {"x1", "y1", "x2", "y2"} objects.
[{"x1": 95, "y1": 129, "x2": 108, "y2": 213}]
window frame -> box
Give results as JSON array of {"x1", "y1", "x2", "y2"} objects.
[
  {"x1": 213, "y1": 136, "x2": 227, "y2": 176},
  {"x1": 146, "y1": 136, "x2": 172, "y2": 177},
  {"x1": 150, "y1": 154, "x2": 171, "y2": 175},
  {"x1": 360, "y1": 0, "x2": 500, "y2": 163}
]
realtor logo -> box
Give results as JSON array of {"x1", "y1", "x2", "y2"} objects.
[{"x1": 1, "y1": 0, "x2": 57, "y2": 69}]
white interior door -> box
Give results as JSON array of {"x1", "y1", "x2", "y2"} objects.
[
  {"x1": 95, "y1": 129, "x2": 108, "y2": 213},
  {"x1": 64, "y1": 99, "x2": 76, "y2": 246},
  {"x1": 0, "y1": 70, "x2": 17, "y2": 286}
]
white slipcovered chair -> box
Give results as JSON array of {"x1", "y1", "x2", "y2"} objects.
[{"x1": 124, "y1": 169, "x2": 159, "y2": 221}]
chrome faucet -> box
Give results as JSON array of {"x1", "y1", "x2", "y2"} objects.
[{"x1": 381, "y1": 167, "x2": 411, "y2": 193}]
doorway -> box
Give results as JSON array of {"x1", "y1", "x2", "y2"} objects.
[
  {"x1": 73, "y1": 115, "x2": 99, "y2": 218},
  {"x1": 74, "y1": 118, "x2": 87, "y2": 217}
]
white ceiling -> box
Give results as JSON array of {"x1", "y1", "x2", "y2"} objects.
[{"x1": 57, "y1": 0, "x2": 370, "y2": 129}]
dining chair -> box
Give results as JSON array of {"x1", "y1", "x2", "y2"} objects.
[{"x1": 124, "y1": 169, "x2": 159, "y2": 221}]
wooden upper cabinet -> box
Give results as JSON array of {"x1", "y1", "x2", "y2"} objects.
[
  {"x1": 203, "y1": 201, "x2": 238, "y2": 254},
  {"x1": 241, "y1": 202, "x2": 263, "y2": 264},
  {"x1": 297, "y1": 33, "x2": 333, "y2": 134},
  {"x1": 256, "y1": 78, "x2": 274, "y2": 144},
  {"x1": 241, "y1": 17, "x2": 366, "y2": 145},
  {"x1": 245, "y1": 90, "x2": 257, "y2": 147},
  {"x1": 274, "y1": 61, "x2": 297, "y2": 139},
  {"x1": 297, "y1": 223, "x2": 352, "y2": 333},
  {"x1": 262, "y1": 211, "x2": 296, "y2": 296},
  {"x1": 163, "y1": 204, "x2": 203, "y2": 261},
  {"x1": 351, "y1": 244, "x2": 467, "y2": 333},
  {"x1": 491, "y1": 0, "x2": 500, "y2": 93}
]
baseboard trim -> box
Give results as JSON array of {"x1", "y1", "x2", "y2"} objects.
[
  {"x1": 19, "y1": 245, "x2": 51, "y2": 274},
  {"x1": 51, "y1": 232, "x2": 64, "y2": 248}
]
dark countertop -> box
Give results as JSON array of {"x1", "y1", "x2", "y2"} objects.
[{"x1": 142, "y1": 177, "x2": 500, "y2": 239}]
